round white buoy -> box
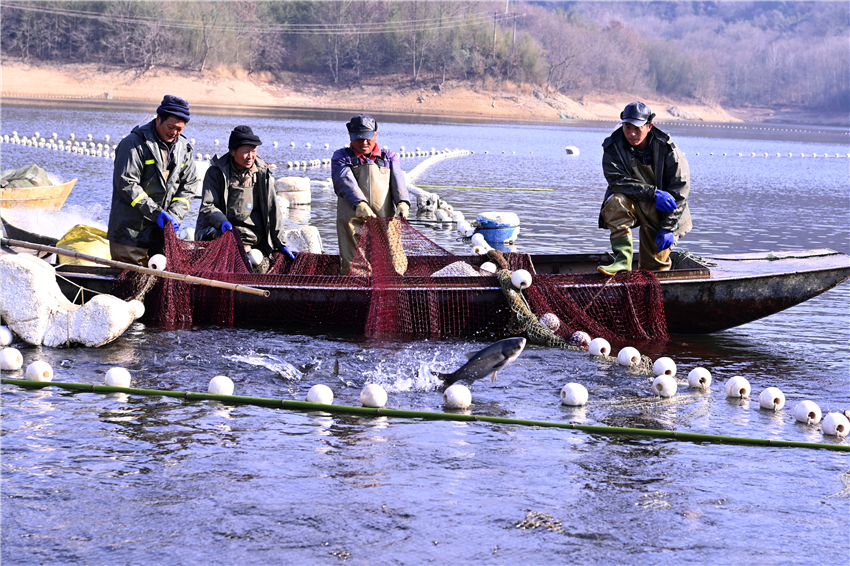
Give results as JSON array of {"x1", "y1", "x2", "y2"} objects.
[
  {"x1": 480, "y1": 261, "x2": 497, "y2": 274},
  {"x1": 290, "y1": 141, "x2": 296, "y2": 147},
  {"x1": 569, "y1": 331, "x2": 591, "y2": 348},
  {"x1": 247, "y1": 249, "x2": 264, "y2": 266},
  {"x1": 127, "y1": 299, "x2": 145, "y2": 320},
  {"x1": 473, "y1": 245, "x2": 491, "y2": 255},
  {"x1": 470, "y1": 233, "x2": 487, "y2": 247},
  {"x1": 560, "y1": 383, "x2": 588, "y2": 406},
  {"x1": 822, "y1": 412, "x2": 849, "y2": 437},
  {"x1": 214, "y1": 139, "x2": 219, "y2": 145},
  {"x1": 104, "y1": 367, "x2": 131, "y2": 387},
  {"x1": 652, "y1": 374, "x2": 677, "y2": 398},
  {"x1": 456, "y1": 219, "x2": 471, "y2": 234},
  {"x1": 26, "y1": 360, "x2": 53, "y2": 382},
  {"x1": 511, "y1": 269, "x2": 532, "y2": 290},
  {"x1": 617, "y1": 346, "x2": 640, "y2": 367},
  {"x1": 148, "y1": 254, "x2": 167, "y2": 271},
  {"x1": 307, "y1": 384, "x2": 334, "y2": 404},
  {"x1": 360, "y1": 383, "x2": 387, "y2": 408},
  {"x1": 724, "y1": 375, "x2": 751, "y2": 398},
  {"x1": 450, "y1": 211, "x2": 465, "y2": 223},
  {"x1": 540, "y1": 313, "x2": 560, "y2": 331},
  {"x1": 793, "y1": 400, "x2": 822, "y2": 425},
  {"x1": 758, "y1": 387, "x2": 786, "y2": 411},
  {"x1": 653, "y1": 357, "x2": 676, "y2": 377},
  {"x1": 588, "y1": 338, "x2": 610, "y2": 357},
  {"x1": 208, "y1": 375, "x2": 234, "y2": 395},
  {"x1": 443, "y1": 383, "x2": 472, "y2": 409},
  {"x1": 0, "y1": 347, "x2": 23, "y2": 371},
  {"x1": 0, "y1": 326, "x2": 13, "y2": 346},
  {"x1": 462, "y1": 225, "x2": 476, "y2": 237},
  {"x1": 272, "y1": 141, "x2": 278, "y2": 147},
  {"x1": 687, "y1": 367, "x2": 712, "y2": 390}
]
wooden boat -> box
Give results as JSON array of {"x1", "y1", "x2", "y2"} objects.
[
  {"x1": 0, "y1": 179, "x2": 77, "y2": 212},
  {"x1": 38, "y1": 248, "x2": 850, "y2": 335}
]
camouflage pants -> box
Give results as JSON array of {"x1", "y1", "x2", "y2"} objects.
[{"x1": 600, "y1": 193, "x2": 672, "y2": 271}]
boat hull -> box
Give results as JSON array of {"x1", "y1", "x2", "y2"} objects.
[{"x1": 0, "y1": 179, "x2": 77, "y2": 212}]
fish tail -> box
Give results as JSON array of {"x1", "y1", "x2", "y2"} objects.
[{"x1": 434, "y1": 372, "x2": 457, "y2": 385}]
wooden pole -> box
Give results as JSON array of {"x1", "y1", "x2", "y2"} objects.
[{"x1": 1, "y1": 237, "x2": 270, "y2": 297}]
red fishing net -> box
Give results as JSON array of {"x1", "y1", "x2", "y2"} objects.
[{"x1": 112, "y1": 218, "x2": 668, "y2": 344}]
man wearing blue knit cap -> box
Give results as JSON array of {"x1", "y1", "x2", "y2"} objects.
[{"x1": 108, "y1": 94, "x2": 199, "y2": 265}]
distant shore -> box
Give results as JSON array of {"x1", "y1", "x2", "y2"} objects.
[{"x1": 2, "y1": 61, "x2": 845, "y2": 127}]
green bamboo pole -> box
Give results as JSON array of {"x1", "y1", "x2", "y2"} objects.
[
  {"x1": 415, "y1": 184, "x2": 553, "y2": 192},
  {"x1": 3, "y1": 378, "x2": 847, "y2": 452}
]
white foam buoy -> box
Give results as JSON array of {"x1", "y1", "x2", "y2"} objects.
[
  {"x1": 0, "y1": 347, "x2": 23, "y2": 371},
  {"x1": 687, "y1": 367, "x2": 712, "y2": 389},
  {"x1": 793, "y1": 400, "x2": 822, "y2": 425},
  {"x1": 588, "y1": 338, "x2": 610, "y2": 357},
  {"x1": 443, "y1": 383, "x2": 472, "y2": 409},
  {"x1": 560, "y1": 383, "x2": 588, "y2": 406},
  {"x1": 26, "y1": 360, "x2": 53, "y2": 382},
  {"x1": 724, "y1": 375, "x2": 751, "y2": 398},
  {"x1": 480, "y1": 261, "x2": 497, "y2": 274},
  {"x1": 148, "y1": 254, "x2": 167, "y2": 271},
  {"x1": 307, "y1": 384, "x2": 334, "y2": 404},
  {"x1": 822, "y1": 412, "x2": 849, "y2": 437},
  {"x1": 208, "y1": 375, "x2": 234, "y2": 395},
  {"x1": 127, "y1": 299, "x2": 145, "y2": 320},
  {"x1": 569, "y1": 331, "x2": 591, "y2": 348},
  {"x1": 617, "y1": 346, "x2": 640, "y2": 367},
  {"x1": 758, "y1": 387, "x2": 786, "y2": 411},
  {"x1": 247, "y1": 249, "x2": 264, "y2": 266},
  {"x1": 360, "y1": 383, "x2": 387, "y2": 408},
  {"x1": 104, "y1": 367, "x2": 131, "y2": 387},
  {"x1": 0, "y1": 326, "x2": 13, "y2": 346},
  {"x1": 540, "y1": 313, "x2": 560, "y2": 331},
  {"x1": 652, "y1": 374, "x2": 677, "y2": 398},
  {"x1": 652, "y1": 357, "x2": 676, "y2": 377},
  {"x1": 470, "y1": 233, "x2": 487, "y2": 247},
  {"x1": 511, "y1": 269, "x2": 532, "y2": 290},
  {"x1": 473, "y1": 245, "x2": 491, "y2": 255}
]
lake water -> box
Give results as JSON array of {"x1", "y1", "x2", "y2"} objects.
[{"x1": 1, "y1": 105, "x2": 849, "y2": 565}]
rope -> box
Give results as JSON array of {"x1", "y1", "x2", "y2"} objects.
[{"x1": 3, "y1": 378, "x2": 846, "y2": 452}]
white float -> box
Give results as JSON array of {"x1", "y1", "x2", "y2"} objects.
[
  {"x1": 652, "y1": 357, "x2": 677, "y2": 377},
  {"x1": 588, "y1": 338, "x2": 610, "y2": 357},
  {"x1": 822, "y1": 412, "x2": 849, "y2": 437},
  {"x1": 793, "y1": 400, "x2": 822, "y2": 425},
  {"x1": 470, "y1": 233, "x2": 487, "y2": 247},
  {"x1": 511, "y1": 269, "x2": 532, "y2": 290},
  {"x1": 0, "y1": 326, "x2": 13, "y2": 346},
  {"x1": 569, "y1": 331, "x2": 591, "y2": 348},
  {"x1": 26, "y1": 360, "x2": 53, "y2": 382},
  {"x1": 443, "y1": 383, "x2": 472, "y2": 409},
  {"x1": 148, "y1": 254, "x2": 167, "y2": 271},
  {"x1": 479, "y1": 262, "x2": 497, "y2": 274},
  {"x1": 248, "y1": 249, "x2": 264, "y2": 266},
  {"x1": 104, "y1": 367, "x2": 131, "y2": 387},
  {"x1": 560, "y1": 383, "x2": 588, "y2": 406},
  {"x1": 724, "y1": 375, "x2": 751, "y2": 398},
  {"x1": 540, "y1": 313, "x2": 560, "y2": 331},
  {"x1": 473, "y1": 245, "x2": 491, "y2": 255},
  {"x1": 0, "y1": 347, "x2": 23, "y2": 370},
  {"x1": 617, "y1": 347, "x2": 640, "y2": 367},
  {"x1": 687, "y1": 367, "x2": 712, "y2": 389},
  {"x1": 307, "y1": 384, "x2": 334, "y2": 404},
  {"x1": 652, "y1": 375, "x2": 677, "y2": 398},
  {"x1": 208, "y1": 375, "x2": 234, "y2": 396},
  {"x1": 128, "y1": 299, "x2": 145, "y2": 320},
  {"x1": 758, "y1": 387, "x2": 786, "y2": 411},
  {"x1": 360, "y1": 383, "x2": 387, "y2": 408}
]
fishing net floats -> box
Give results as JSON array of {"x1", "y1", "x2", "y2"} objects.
[{"x1": 1, "y1": 377, "x2": 847, "y2": 452}]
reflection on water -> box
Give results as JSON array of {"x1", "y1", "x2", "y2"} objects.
[{"x1": 1, "y1": 106, "x2": 848, "y2": 565}]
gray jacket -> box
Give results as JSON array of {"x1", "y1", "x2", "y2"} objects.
[
  {"x1": 195, "y1": 154, "x2": 287, "y2": 252},
  {"x1": 600, "y1": 127, "x2": 692, "y2": 237},
  {"x1": 108, "y1": 120, "x2": 198, "y2": 247}
]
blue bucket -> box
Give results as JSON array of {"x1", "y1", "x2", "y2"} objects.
[{"x1": 476, "y1": 212, "x2": 520, "y2": 244}]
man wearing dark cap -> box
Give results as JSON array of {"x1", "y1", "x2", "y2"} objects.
[
  {"x1": 108, "y1": 94, "x2": 199, "y2": 265},
  {"x1": 195, "y1": 125, "x2": 293, "y2": 260},
  {"x1": 331, "y1": 114, "x2": 410, "y2": 275},
  {"x1": 597, "y1": 101, "x2": 691, "y2": 275}
]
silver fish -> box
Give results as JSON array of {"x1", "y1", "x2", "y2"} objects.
[{"x1": 436, "y1": 337, "x2": 527, "y2": 386}]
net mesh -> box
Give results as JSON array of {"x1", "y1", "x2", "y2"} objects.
[{"x1": 111, "y1": 218, "x2": 668, "y2": 345}]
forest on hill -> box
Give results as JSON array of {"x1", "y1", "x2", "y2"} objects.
[{"x1": 2, "y1": 1, "x2": 847, "y2": 111}]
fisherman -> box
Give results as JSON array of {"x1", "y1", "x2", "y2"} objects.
[
  {"x1": 195, "y1": 125, "x2": 294, "y2": 260},
  {"x1": 108, "y1": 95, "x2": 199, "y2": 265},
  {"x1": 597, "y1": 101, "x2": 691, "y2": 275},
  {"x1": 331, "y1": 114, "x2": 410, "y2": 275}
]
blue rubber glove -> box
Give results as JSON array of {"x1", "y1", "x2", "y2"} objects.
[
  {"x1": 656, "y1": 229, "x2": 675, "y2": 251},
  {"x1": 220, "y1": 220, "x2": 233, "y2": 232},
  {"x1": 157, "y1": 210, "x2": 179, "y2": 233},
  {"x1": 654, "y1": 189, "x2": 677, "y2": 213},
  {"x1": 280, "y1": 245, "x2": 296, "y2": 261}
]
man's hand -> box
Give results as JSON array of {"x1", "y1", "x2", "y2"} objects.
[
  {"x1": 654, "y1": 189, "x2": 677, "y2": 213},
  {"x1": 220, "y1": 220, "x2": 233, "y2": 232},
  {"x1": 395, "y1": 202, "x2": 410, "y2": 219},
  {"x1": 656, "y1": 229, "x2": 675, "y2": 251},
  {"x1": 280, "y1": 245, "x2": 296, "y2": 261},
  {"x1": 157, "y1": 210, "x2": 179, "y2": 233},
  {"x1": 355, "y1": 202, "x2": 377, "y2": 219}
]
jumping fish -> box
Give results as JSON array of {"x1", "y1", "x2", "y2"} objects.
[{"x1": 435, "y1": 337, "x2": 527, "y2": 386}]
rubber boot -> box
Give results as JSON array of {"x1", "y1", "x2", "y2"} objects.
[{"x1": 598, "y1": 236, "x2": 633, "y2": 276}]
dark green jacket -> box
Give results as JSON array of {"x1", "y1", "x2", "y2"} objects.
[
  {"x1": 107, "y1": 120, "x2": 198, "y2": 247},
  {"x1": 600, "y1": 127, "x2": 692, "y2": 237},
  {"x1": 195, "y1": 154, "x2": 288, "y2": 252}
]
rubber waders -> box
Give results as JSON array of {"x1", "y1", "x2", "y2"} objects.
[{"x1": 598, "y1": 236, "x2": 633, "y2": 276}]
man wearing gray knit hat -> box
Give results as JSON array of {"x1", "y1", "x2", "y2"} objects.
[{"x1": 108, "y1": 94, "x2": 198, "y2": 265}]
